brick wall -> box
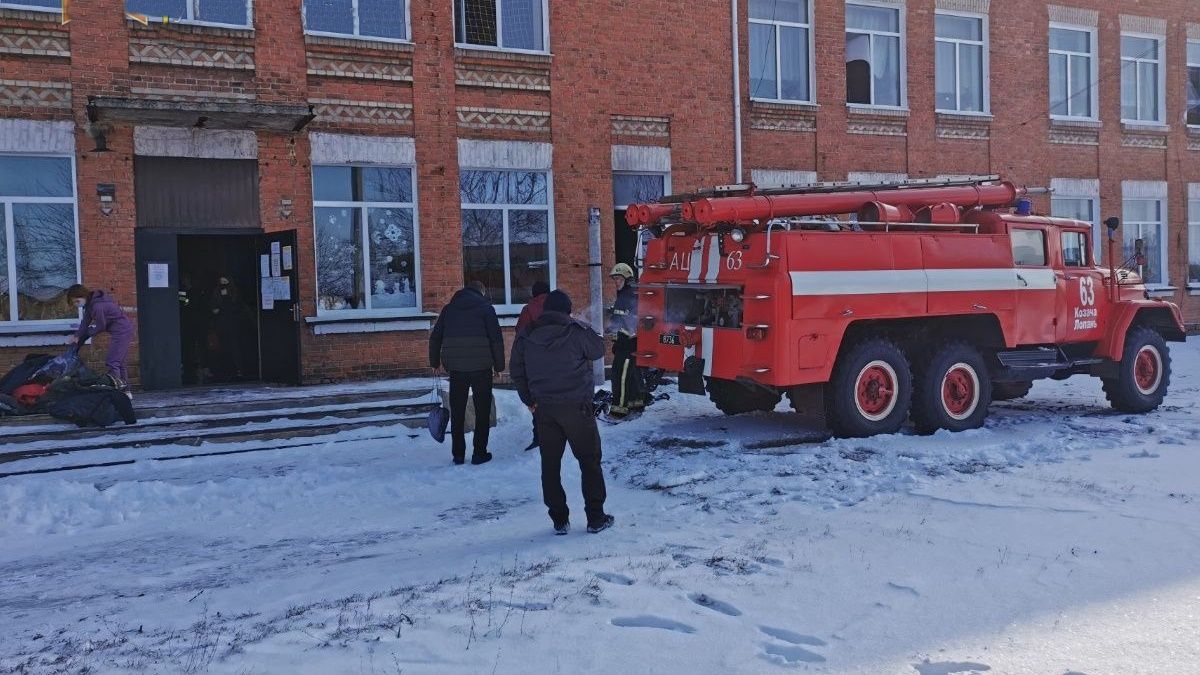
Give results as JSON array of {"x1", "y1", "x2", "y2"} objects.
[{"x1": 0, "y1": 0, "x2": 1197, "y2": 387}]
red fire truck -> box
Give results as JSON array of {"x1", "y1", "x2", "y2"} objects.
[{"x1": 625, "y1": 176, "x2": 1186, "y2": 438}]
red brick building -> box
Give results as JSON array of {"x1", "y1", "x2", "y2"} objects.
[{"x1": 0, "y1": 0, "x2": 1196, "y2": 389}]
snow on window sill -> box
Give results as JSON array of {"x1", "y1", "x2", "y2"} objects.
[
  {"x1": 935, "y1": 110, "x2": 993, "y2": 120},
  {"x1": 0, "y1": 323, "x2": 75, "y2": 347},
  {"x1": 1121, "y1": 121, "x2": 1169, "y2": 133},
  {"x1": 1187, "y1": 282, "x2": 1200, "y2": 295},
  {"x1": 308, "y1": 313, "x2": 435, "y2": 335},
  {"x1": 846, "y1": 104, "x2": 910, "y2": 118},
  {"x1": 751, "y1": 98, "x2": 818, "y2": 110},
  {"x1": 304, "y1": 32, "x2": 414, "y2": 51}
]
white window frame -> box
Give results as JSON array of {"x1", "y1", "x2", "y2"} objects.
[
  {"x1": 1122, "y1": 198, "x2": 1169, "y2": 287},
  {"x1": 1187, "y1": 39, "x2": 1200, "y2": 129},
  {"x1": 1188, "y1": 192, "x2": 1200, "y2": 287},
  {"x1": 1120, "y1": 31, "x2": 1167, "y2": 125},
  {"x1": 1051, "y1": 194, "x2": 1101, "y2": 259},
  {"x1": 0, "y1": 0, "x2": 61, "y2": 13},
  {"x1": 460, "y1": 168, "x2": 556, "y2": 313},
  {"x1": 453, "y1": 0, "x2": 550, "y2": 55},
  {"x1": 845, "y1": 1, "x2": 907, "y2": 110},
  {"x1": 302, "y1": 0, "x2": 411, "y2": 43},
  {"x1": 612, "y1": 171, "x2": 671, "y2": 210},
  {"x1": 311, "y1": 164, "x2": 422, "y2": 319},
  {"x1": 0, "y1": 153, "x2": 82, "y2": 327},
  {"x1": 1048, "y1": 22, "x2": 1099, "y2": 121},
  {"x1": 749, "y1": 1, "x2": 816, "y2": 104},
  {"x1": 934, "y1": 10, "x2": 989, "y2": 114}
]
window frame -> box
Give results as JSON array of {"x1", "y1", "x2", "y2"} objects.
[
  {"x1": 0, "y1": 0, "x2": 61, "y2": 13},
  {"x1": 1187, "y1": 195, "x2": 1200, "y2": 287},
  {"x1": 1187, "y1": 39, "x2": 1200, "y2": 129},
  {"x1": 302, "y1": 0, "x2": 411, "y2": 43},
  {"x1": 127, "y1": 0, "x2": 255, "y2": 30},
  {"x1": 1122, "y1": 197, "x2": 1169, "y2": 287},
  {"x1": 1048, "y1": 22, "x2": 1099, "y2": 122},
  {"x1": 1119, "y1": 31, "x2": 1167, "y2": 125},
  {"x1": 453, "y1": 0, "x2": 551, "y2": 55},
  {"x1": 310, "y1": 163, "x2": 422, "y2": 319},
  {"x1": 0, "y1": 153, "x2": 82, "y2": 328},
  {"x1": 844, "y1": 0, "x2": 907, "y2": 110},
  {"x1": 748, "y1": 0, "x2": 816, "y2": 104},
  {"x1": 934, "y1": 10, "x2": 990, "y2": 115},
  {"x1": 459, "y1": 167, "x2": 556, "y2": 313},
  {"x1": 1010, "y1": 227, "x2": 1048, "y2": 268},
  {"x1": 1060, "y1": 230, "x2": 1091, "y2": 268},
  {"x1": 1051, "y1": 194, "x2": 1102, "y2": 260}
]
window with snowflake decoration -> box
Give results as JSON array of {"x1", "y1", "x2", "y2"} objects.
[{"x1": 312, "y1": 165, "x2": 419, "y2": 314}]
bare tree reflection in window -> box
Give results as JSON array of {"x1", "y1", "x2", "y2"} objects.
[
  {"x1": 461, "y1": 208, "x2": 505, "y2": 304},
  {"x1": 13, "y1": 203, "x2": 76, "y2": 320},
  {"x1": 314, "y1": 206, "x2": 365, "y2": 310}
]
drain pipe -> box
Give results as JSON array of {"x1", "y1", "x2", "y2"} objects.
[{"x1": 731, "y1": 0, "x2": 743, "y2": 183}]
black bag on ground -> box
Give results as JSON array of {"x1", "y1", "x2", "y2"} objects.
[
  {"x1": 45, "y1": 381, "x2": 137, "y2": 428},
  {"x1": 0, "y1": 354, "x2": 53, "y2": 395},
  {"x1": 0, "y1": 392, "x2": 21, "y2": 416}
]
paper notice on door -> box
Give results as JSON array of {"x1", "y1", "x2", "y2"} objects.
[
  {"x1": 271, "y1": 241, "x2": 281, "y2": 255},
  {"x1": 260, "y1": 254, "x2": 270, "y2": 278},
  {"x1": 271, "y1": 253, "x2": 282, "y2": 277},
  {"x1": 282, "y1": 245, "x2": 294, "y2": 271},
  {"x1": 148, "y1": 263, "x2": 169, "y2": 289},
  {"x1": 274, "y1": 277, "x2": 292, "y2": 301},
  {"x1": 261, "y1": 283, "x2": 274, "y2": 310}
]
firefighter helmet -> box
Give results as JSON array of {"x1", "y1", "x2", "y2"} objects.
[{"x1": 610, "y1": 263, "x2": 634, "y2": 279}]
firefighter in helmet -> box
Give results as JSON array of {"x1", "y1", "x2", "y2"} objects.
[{"x1": 607, "y1": 262, "x2": 645, "y2": 417}]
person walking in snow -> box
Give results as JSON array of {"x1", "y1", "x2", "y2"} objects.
[
  {"x1": 429, "y1": 280, "x2": 504, "y2": 466},
  {"x1": 510, "y1": 290, "x2": 615, "y2": 535},
  {"x1": 67, "y1": 284, "x2": 134, "y2": 393},
  {"x1": 515, "y1": 280, "x2": 551, "y2": 451}
]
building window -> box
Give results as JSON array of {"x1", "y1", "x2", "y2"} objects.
[
  {"x1": 935, "y1": 12, "x2": 987, "y2": 113},
  {"x1": 1049, "y1": 25, "x2": 1097, "y2": 119},
  {"x1": 0, "y1": 0, "x2": 60, "y2": 12},
  {"x1": 845, "y1": 3, "x2": 903, "y2": 107},
  {"x1": 460, "y1": 170, "x2": 553, "y2": 307},
  {"x1": 303, "y1": 0, "x2": 408, "y2": 40},
  {"x1": 1188, "y1": 196, "x2": 1200, "y2": 285},
  {"x1": 1120, "y1": 34, "x2": 1165, "y2": 123},
  {"x1": 749, "y1": 0, "x2": 812, "y2": 102},
  {"x1": 454, "y1": 0, "x2": 546, "y2": 52},
  {"x1": 126, "y1": 0, "x2": 252, "y2": 27},
  {"x1": 312, "y1": 166, "x2": 419, "y2": 314},
  {"x1": 1051, "y1": 195, "x2": 1100, "y2": 259},
  {"x1": 1188, "y1": 40, "x2": 1200, "y2": 127},
  {"x1": 1122, "y1": 199, "x2": 1167, "y2": 285},
  {"x1": 0, "y1": 155, "x2": 80, "y2": 324}
]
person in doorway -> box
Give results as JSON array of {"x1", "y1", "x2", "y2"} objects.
[
  {"x1": 510, "y1": 290, "x2": 614, "y2": 535},
  {"x1": 178, "y1": 274, "x2": 209, "y2": 384},
  {"x1": 209, "y1": 276, "x2": 250, "y2": 381},
  {"x1": 429, "y1": 280, "x2": 504, "y2": 466},
  {"x1": 607, "y1": 263, "x2": 645, "y2": 418},
  {"x1": 67, "y1": 284, "x2": 134, "y2": 394},
  {"x1": 515, "y1": 280, "x2": 551, "y2": 451}
]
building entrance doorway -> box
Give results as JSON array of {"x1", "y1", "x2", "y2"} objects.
[
  {"x1": 178, "y1": 235, "x2": 260, "y2": 385},
  {"x1": 612, "y1": 172, "x2": 668, "y2": 278}
]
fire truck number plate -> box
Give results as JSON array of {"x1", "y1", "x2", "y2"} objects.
[{"x1": 659, "y1": 333, "x2": 681, "y2": 346}]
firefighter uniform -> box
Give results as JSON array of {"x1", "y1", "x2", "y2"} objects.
[{"x1": 607, "y1": 264, "x2": 645, "y2": 416}]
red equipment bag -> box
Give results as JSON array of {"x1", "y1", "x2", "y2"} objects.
[{"x1": 13, "y1": 382, "x2": 47, "y2": 408}]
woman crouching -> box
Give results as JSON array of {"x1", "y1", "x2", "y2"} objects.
[{"x1": 67, "y1": 284, "x2": 134, "y2": 395}]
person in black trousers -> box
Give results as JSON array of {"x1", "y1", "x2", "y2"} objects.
[
  {"x1": 510, "y1": 290, "x2": 615, "y2": 535},
  {"x1": 429, "y1": 281, "x2": 504, "y2": 465}
]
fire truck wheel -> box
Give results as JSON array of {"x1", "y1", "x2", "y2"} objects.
[
  {"x1": 825, "y1": 338, "x2": 913, "y2": 438},
  {"x1": 1103, "y1": 326, "x2": 1170, "y2": 413},
  {"x1": 991, "y1": 381, "x2": 1033, "y2": 401},
  {"x1": 911, "y1": 341, "x2": 992, "y2": 434}
]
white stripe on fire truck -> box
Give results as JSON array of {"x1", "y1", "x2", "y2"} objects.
[
  {"x1": 701, "y1": 327, "x2": 714, "y2": 376},
  {"x1": 788, "y1": 268, "x2": 1058, "y2": 296},
  {"x1": 687, "y1": 239, "x2": 704, "y2": 283},
  {"x1": 704, "y1": 234, "x2": 721, "y2": 283}
]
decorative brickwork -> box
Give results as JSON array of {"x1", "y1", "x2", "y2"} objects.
[
  {"x1": 0, "y1": 79, "x2": 70, "y2": 108},
  {"x1": 749, "y1": 103, "x2": 816, "y2": 133},
  {"x1": 455, "y1": 64, "x2": 549, "y2": 91},
  {"x1": 457, "y1": 106, "x2": 550, "y2": 132},
  {"x1": 611, "y1": 114, "x2": 671, "y2": 138},
  {"x1": 1049, "y1": 120, "x2": 1101, "y2": 145},
  {"x1": 310, "y1": 98, "x2": 414, "y2": 125},
  {"x1": 0, "y1": 26, "x2": 68, "y2": 57},
  {"x1": 129, "y1": 36, "x2": 255, "y2": 70},
  {"x1": 936, "y1": 114, "x2": 990, "y2": 140},
  {"x1": 846, "y1": 108, "x2": 908, "y2": 137},
  {"x1": 307, "y1": 54, "x2": 413, "y2": 81}
]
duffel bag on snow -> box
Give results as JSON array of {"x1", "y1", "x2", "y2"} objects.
[
  {"x1": 47, "y1": 388, "x2": 136, "y2": 428},
  {"x1": 13, "y1": 382, "x2": 48, "y2": 408},
  {"x1": 0, "y1": 354, "x2": 53, "y2": 395}
]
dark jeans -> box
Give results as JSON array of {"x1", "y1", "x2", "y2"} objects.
[
  {"x1": 449, "y1": 369, "x2": 493, "y2": 460},
  {"x1": 536, "y1": 401, "x2": 607, "y2": 526},
  {"x1": 611, "y1": 337, "x2": 644, "y2": 413}
]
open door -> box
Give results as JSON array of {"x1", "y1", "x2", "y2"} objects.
[
  {"x1": 134, "y1": 230, "x2": 182, "y2": 390},
  {"x1": 257, "y1": 230, "x2": 301, "y2": 385}
]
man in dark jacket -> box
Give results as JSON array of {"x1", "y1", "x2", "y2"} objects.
[
  {"x1": 511, "y1": 290, "x2": 614, "y2": 535},
  {"x1": 429, "y1": 281, "x2": 504, "y2": 465},
  {"x1": 515, "y1": 280, "x2": 550, "y2": 451}
]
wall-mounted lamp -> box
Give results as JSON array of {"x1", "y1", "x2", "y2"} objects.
[
  {"x1": 90, "y1": 130, "x2": 110, "y2": 153},
  {"x1": 279, "y1": 198, "x2": 294, "y2": 220},
  {"x1": 97, "y1": 183, "x2": 115, "y2": 216}
]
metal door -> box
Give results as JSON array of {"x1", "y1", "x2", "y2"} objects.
[
  {"x1": 134, "y1": 230, "x2": 182, "y2": 390},
  {"x1": 257, "y1": 230, "x2": 301, "y2": 385}
]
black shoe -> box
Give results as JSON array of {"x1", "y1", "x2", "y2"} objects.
[
  {"x1": 553, "y1": 521, "x2": 570, "y2": 535},
  {"x1": 453, "y1": 457, "x2": 465, "y2": 465},
  {"x1": 524, "y1": 439, "x2": 539, "y2": 451},
  {"x1": 471, "y1": 452, "x2": 493, "y2": 465},
  {"x1": 587, "y1": 515, "x2": 615, "y2": 534}
]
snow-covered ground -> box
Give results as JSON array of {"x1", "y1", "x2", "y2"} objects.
[{"x1": 2, "y1": 340, "x2": 1199, "y2": 675}]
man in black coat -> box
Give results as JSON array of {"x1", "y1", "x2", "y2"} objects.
[
  {"x1": 510, "y1": 290, "x2": 615, "y2": 535},
  {"x1": 429, "y1": 281, "x2": 504, "y2": 465}
]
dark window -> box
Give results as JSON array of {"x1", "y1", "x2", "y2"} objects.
[{"x1": 456, "y1": 0, "x2": 543, "y2": 51}]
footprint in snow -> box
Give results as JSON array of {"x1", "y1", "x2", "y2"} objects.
[
  {"x1": 610, "y1": 615, "x2": 697, "y2": 633},
  {"x1": 887, "y1": 581, "x2": 921, "y2": 597},
  {"x1": 688, "y1": 593, "x2": 742, "y2": 616},
  {"x1": 595, "y1": 572, "x2": 634, "y2": 586},
  {"x1": 913, "y1": 660, "x2": 991, "y2": 675},
  {"x1": 758, "y1": 627, "x2": 828, "y2": 666}
]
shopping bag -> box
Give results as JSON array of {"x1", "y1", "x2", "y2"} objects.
[{"x1": 427, "y1": 382, "x2": 449, "y2": 443}]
